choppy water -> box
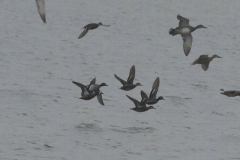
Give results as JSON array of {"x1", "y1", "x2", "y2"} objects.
[{"x1": 0, "y1": 0, "x2": 240, "y2": 160}]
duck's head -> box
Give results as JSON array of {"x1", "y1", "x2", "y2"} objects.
[
  {"x1": 196, "y1": 25, "x2": 207, "y2": 29},
  {"x1": 135, "y1": 83, "x2": 142, "y2": 86},
  {"x1": 212, "y1": 54, "x2": 222, "y2": 58},
  {"x1": 99, "y1": 22, "x2": 110, "y2": 27},
  {"x1": 100, "y1": 83, "x2": 108, "y2": 87},
  {"x1": 157, "y1": 96, "x2": 164, "y2": 100}
]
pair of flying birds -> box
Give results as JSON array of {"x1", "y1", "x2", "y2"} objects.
[
  {"x1": 35, "y1": 0, "x2": 110, "y2": 39},
  {"x1": 169, "y1": 14, "x2": 222, "y2": 71},
  {"x1": 73, "y1": 66, "x2": 164, "y2": 112}
]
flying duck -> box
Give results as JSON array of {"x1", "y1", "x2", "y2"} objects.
[
  {"x1": 220, "y1": 89, "x2": 240, "y2": 97},
  {"x1": 192, "y1": 54, "x2": 221, "y2": 71},
  {"x1": 114, "y1": 65, "x2": 142, "y2": 91},
  {"x1": 72, "y1": 77, "x2": 96, "y2": 96},
  {"x1": 147, "y1": 77, "x2": 164, "y2": 105},
  {"x1": 169, "y1": 14, "x2": 206, "y2": 56},
  {"x1": 72, "y1": 78, "x2": 105, "y2": 105},
  {"x1": 78, "y1": 22, "x2": 110, "y2": 39},
  {"x1": 126, "y1": 91, "x2": 155, "y2": 112}
]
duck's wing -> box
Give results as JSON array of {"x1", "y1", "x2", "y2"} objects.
[
  {"x1": 97, "y1": 93, "x2": 104, "y2": 105},
  {"x1": 78, "y1": 28, "x2": 89, "y2": 39},
  {"x1": 140, "y1": 91, "x2": 148, "y2": 104},
  {"x1": 35, "y1": 0, "x2": 46, "y2": 23},
  {"x1": 72, "y1": 81, "x2": 86, "y2": 91},
  {"x1": 177, "y1": 14, "x2": 189, "y2": 27},
  {"x1": 114, "y1": 74, "x2": 127, "y2": 85},
  {"x1": 126, "y1": 95, "x2": 139, "y2": 108},
  {"x1": 127, "y1": 65, "x2": 135, "y2": 84},
  {"x1": 149, "y1": 77, "x2": 159, "y2": 99},
  {"x1": 182, "y1": 34, "x2": 192, "y2": 56},
  {"x1": 90, "y1": 77, "x2": 96, "y2": 85},
  {"x1": 72, "y1": 81, "x2": 90, "y2": 94},
  {"x1": 201, "y1": 62, "x2": 209, "y2": 71}
]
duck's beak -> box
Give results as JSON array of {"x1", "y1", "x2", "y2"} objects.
[{"x1": 102, "y1": 24, "x2": 110, "y2": 27}]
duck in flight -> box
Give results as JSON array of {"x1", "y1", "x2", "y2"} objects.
[
  {"x1": 35, "y1": 0, "x2": 46, "y2": 23},
  {"x1": 126, "y1": 91, "x2": 155, "y2": 112},
  {"x1": 72, "y1": 77, "x2": 96, "y2": 97},
  {"x1": 192, "y1": 54, "x2": 221, "y2": 71},
  {"x1": 72, "y1": 78, "x2": 105, "y2": 105},
  {"x1": 147, "y1": 77, "x2": 164, "y2": 105},
  {"x1": 220, "y1": 89, "x2": 240, "y2": 97},
  {"x1": 78, "y1": 22, "x2": 110, "y2": 39},
  {"x1": 169, "y1": 14, "x2": 206, "y2": 56},
  {"x1": 114, "y1": 65, "x2": 142, "y2": 91}
]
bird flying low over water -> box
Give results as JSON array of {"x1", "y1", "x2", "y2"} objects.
[
  {"x1": 35, "y1": 0, "x2": 46, "y2": 23},
  {"x1": 72, "y1": 78, "x2": 105, "y2": 105},
  {"x1": 147, "y1": 77, "x2": 164, "y2": 105},
  {"x1": 79, "y1": 91, "x2": 105, "y2": 105},
  {"x1": 126, "y1": 91, "x2": 155, "y2": 112},
  {"x1": 78, "y1": 22, "x2": 110, "y2": 39},
  {"x1": 220, "y1": 89, "x2": 240, "y2": 97},
  {"x1": 169, "y1": 14, "x2": 206, "y2": 56},
  {"x1": 72, "y1": 78, "x2": 96, "y2": 97},
  {"x1": 114, "y1": 65, "x2": 142, "y2": 91},
  {"x1": 192, "y1": 54, "x2": 221, "y2": 71}
]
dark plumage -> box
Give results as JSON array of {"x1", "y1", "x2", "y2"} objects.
[
  {"x1": 192, "y1": 54, "x2": 221, "y2": 71},
  {"x1": 114, "y1": 65, "x2": 142, "y2": 91},
  {"x1": 72, "y1": 78, "x2": 96, "y2": 97},
  {"x1": 72, "y1": 78, "x2": 105, "y2": 105},
  {"x1": 147, "y1": 77, "x2": 164, "y2": 105},
  {"x1": 78, "y1": 22, "x2": 110, "y2": 39},
  {"x1": 220, "y1": 89, "x2": 240, "y2": 97},
  {"x1": 126, "y1": 91, "x2": 155, "y2": 112}
]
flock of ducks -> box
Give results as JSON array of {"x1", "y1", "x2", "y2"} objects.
[
  {"x1": 35, "y1": 0, "x2": 239, "y2": 112},
  {"x1": 72, "y1": 65, "x2": 164, "y2": 112}
]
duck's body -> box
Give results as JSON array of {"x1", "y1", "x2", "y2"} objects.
[
  {"x1": 192, "y1": 54, "x2": 221, "y2": 71},
  {"x1": 147, "y1": 77, "x2": 164, "y2": 105},
  {"x1": 78, "y1": 22, "x2": 110, "y2": 39},
  {"x1": 221, "y1": 90, "x2": 240, "y2": 97},
  {"x1": 80, "y1": 92, "x2": 104, "y2": 105},
  {"x1": 169, "y1": 14, "x2": 206, "y2": 56},
  {"x1": 72, "y1": 78, "x2": 96, "y2": 96},
  {"x1": 126, "y1": 91, "x2": 155, "y2": 112},
  {"x1": 72, "y1": 78, "x2": 105, "y2": 105},
  {"x1": 35, "y1": 0, "x2": 46, "y2": 23},
  {"x1": 88, "y1": 83, "x2": 108, "y2": 93},
  {"x1": 114, "y1": 65, "x2": 142, "y2": 91}
]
